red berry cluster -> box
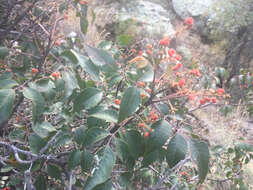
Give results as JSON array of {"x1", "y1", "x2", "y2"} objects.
[
  {"x1": 150, "y1": 111, "x2": 159, "y2": 123},
  {"x1": 114, "y1": 99, "x2": 121, "y2": 105}
]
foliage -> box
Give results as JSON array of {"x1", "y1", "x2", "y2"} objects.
[{"x1": 0, "y1": 1, "x2": 252, "y2": 190}]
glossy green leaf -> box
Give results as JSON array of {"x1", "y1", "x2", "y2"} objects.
[
  {"x1": 83, "y1": 127, "x2": 109, "y2": 146},
  {"x1": 0, "y1": 79, "x2": 18, "y2": 89},
  {"x1": 90, "y1": 109, "x2": 118, "y2": 123},
  {"x1": 0, "y1": 89, "x2": 15, "y2": 126},
  {"x1": 68, "y1": 150, "x2": 81, "y2": 169},
  {"x1": 190, "y1": 139, "x2": 210, "y2": 183},
  {"x1": 84, "y1": 45, "x2": 116, "y2": 69},
  {"x1": 67, "y1": 50, "x2": 100, "y2": 81},
  {"x1": 73, "y1": 87, "x2": 103, "y2": 112},
  {"x1": 62, "y1": 70, "x2": 79, "y2": 99},
  {"x1": 115, "y1": 139, "x2": 135, "y2": 169},
  {"x1": 84, "y1": 147, "x2": 115, "y2": 190},
  {"x1": 142, "y1": 150, "x2": 160, "y2": 167},
  {"x1": 29, "y1": 133, "x2": 47, "y2": 154},
  {"x1": 46, "y1": 164, "x2": 61, "y2": 180},
  {"x1": 166, "y1": 134, "x2": 187, "y2": 168},
  {"x1": 23, "y1": 87, "x2": 45, "y2": 123},
  {"x1": 146, "y1": 120, "x2": 172, "y2": 153},
  {"x1": 81, "y1": 149, "x2": 93, "y2": 172},
  {"x1": 74, "y1": 127, "x2": 86, "y2": 145},
  {"x1": 32, "y1": 121, "x2": 56, "y2": 138},
  {"x1": 34, "y1": 174, "x2": 47, "y2": 190},
  {"x1": 0, "y1": 46, "x2": 9, "y2": 59},
  {"x1": 93, "y1": 180, "x2": 113, "y2": 190},
  {"x1": 118, "y1": 87, "x2": 141, "y2": 123},
  {"x1": 123, "y1": 130, "x2": 144, "y2": 159}
]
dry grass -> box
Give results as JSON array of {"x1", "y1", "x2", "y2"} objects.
[{"x1": 192, "y1": 104, "x2": 250, "y2": 146}]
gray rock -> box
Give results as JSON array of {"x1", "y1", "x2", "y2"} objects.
[
  {"x1": 93, "y1": 0, "x2": 175, "y2": 42},
  {"x1": 172, "y1": 0, "x2": 215, "y2": 18}
]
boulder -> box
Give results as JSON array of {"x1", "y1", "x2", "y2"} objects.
[{"x1": 92, "y1": 0, "x2": 175, "y2": 43}]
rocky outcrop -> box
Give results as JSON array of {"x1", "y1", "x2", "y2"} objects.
[{"x1": 91, "y1": 0, "x2": 175, "y2": 42}]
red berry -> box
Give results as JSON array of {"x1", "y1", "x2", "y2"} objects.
[
  {"x1": 216, "y1": 88, "x2": 225, "y2": 95},
  {"x1": 141, "y1": 93, "x2": 147, "y2": 99},
  {"x1": 185, "y1": 17, "x2": 194, "y2": 26},
  {"x1": 178, "y1": 78, "x2": 185, "y2": 87},
  {"x1": 65, "y1": 15, "x2": 68, "y2": 20},
  {"x1": 172, "y1": 63, "x2": 182, "y2": 71},
  {"x1": 200, "y1": 99, "x2": 206, "y2": 105},
  {"x1": 114, "y1": 99, "x2": 121, "y2": 105},
  {"x1": 211, "y1": 97, "x2": 217, "y2": 103},
  {"x1": 138, "y1": 81, "x2": 145, "y2": 87},
  {"x1": 146, "y1": 49, "x2": 152, "y2": 56},
  {"x1": 205, "y1": 97, "x2": 211, "y2": 102},
  {"x1": 52, "y1": 72, "x2": 60, "y2": 79},
  {"x1": 79, "y1": 0, "x2": 88, "y2": 5},
  {"x1": 168, "y1": 48, "x2": 176, "y2": 56},
  {"x1": 188, "y1": 94, "x2": 195, "y2": 101},
  {"x1": 138, "y1": 51, "x2": 143, "y2": 56},
  {"x1": 144, "y1": 132, "x2": 149, "y2": 137},
  {"x1": 175, "y1": 54, "x2": 182, "y2": 61},
  {"x1": 159, "y1": 37, "x2": 170, "y2": 46},
  {"x1": 32, "y1": 68, "x2": 38, "y2": 73},
  {"x1": 55, "y1": 40, "x2": 61, "y2": 47},
  {"x1": 138, "y1": 123, "x2": 145, "y2": 128}
]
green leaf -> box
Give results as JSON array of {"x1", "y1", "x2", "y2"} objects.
[
  {"x1": 157, "y1": 103, "x2": 170, "y2": 115},
  {"x1": 90, "y1": 109, "x2": 118, "y2": 123},
  {"x1": 74, "y1": 127, "x2": 86, "y2": 145},
  {"x1": 190, "y1": 139, "x2": 210, "y2": 183},
  {"x1": 46, "y1": 164, "x2": 61, "y2": 180},
  {"x1": 142, "y1": 150, "x2": 160, "y2": 167},
  {"x1": 73, "y1": 87, "x2": 103, "y2": 112},
  {"x1": 62, "y1": 70, "x2": 79, "y2": 99},
  {"x1": 81, "y1": 149, "x2": 94, "y2": 172},
  {"x1": 80, "y1": 16, "x2": 89, "y2": 34},
  {"x1": 93, "y1": 180, "x2": 113, "y2": 190},
  {"x1": 83, "y1": 127, "x2": 109, "y2": 146},
  {"x1": 29, "y1": 78, "x2": 55, "y2": 93},
  {"x1": 0, "y1": 89, "x2": 15, "y2": 126},
  {"x1": 115, "y1": 139, "x2": 135, "y2": 169},
  {"x1": 123, "y1": 130, "x2": 144, "y2": 159},
  {"x1": 29, "y1": 133, "x2": 47, "y2": 154},
  {"x1": 65, "y1": 50, "x2": 100, "y2": 81},
  {"x1": 84, "y1": 147, "x2": 115, "y2": 190},
  {"x1": 34, "y1": 174, "x2": 47, "y2": 190},
  {"x1": 0, "y1": 46, "x2": 9, "y2": 59},
  {"x1": 118, "y1": 87, "x2": 141, "y2": 122},
  {"x1": 0, "y1": 79, "x2": 18, "y2": 89},
  {"x1": 166, "y1": 134, "x2": 187, "y2": 168},
  {"x1": 32, "y1": 121, "x2": 56, "y2": 138},
  {"x1": 8, "y1": 128, "x2": 26, "y2": 143},
  {"x1": 84, "y1": 45, "x2": 116, "y2": 69},
  {"x1": 146, "y1": 120, "x2": 172, "y2": 153},
  {"x1": 23, "y1": 87, "x2": 45, "y2": 123},
  {"x1": 53, "y1": 132, "x2": 72, "y2": 149},
  {"x1": 235, "y1": 143, "x2": 253, "y2": 152},
  {"x1": 68, "y1": 150, "x2": 81, "y2": 169}
]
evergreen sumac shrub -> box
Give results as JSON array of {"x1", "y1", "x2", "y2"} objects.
[{"x1": 0, "y1": 1, "x2": 252, "y2": 190}]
